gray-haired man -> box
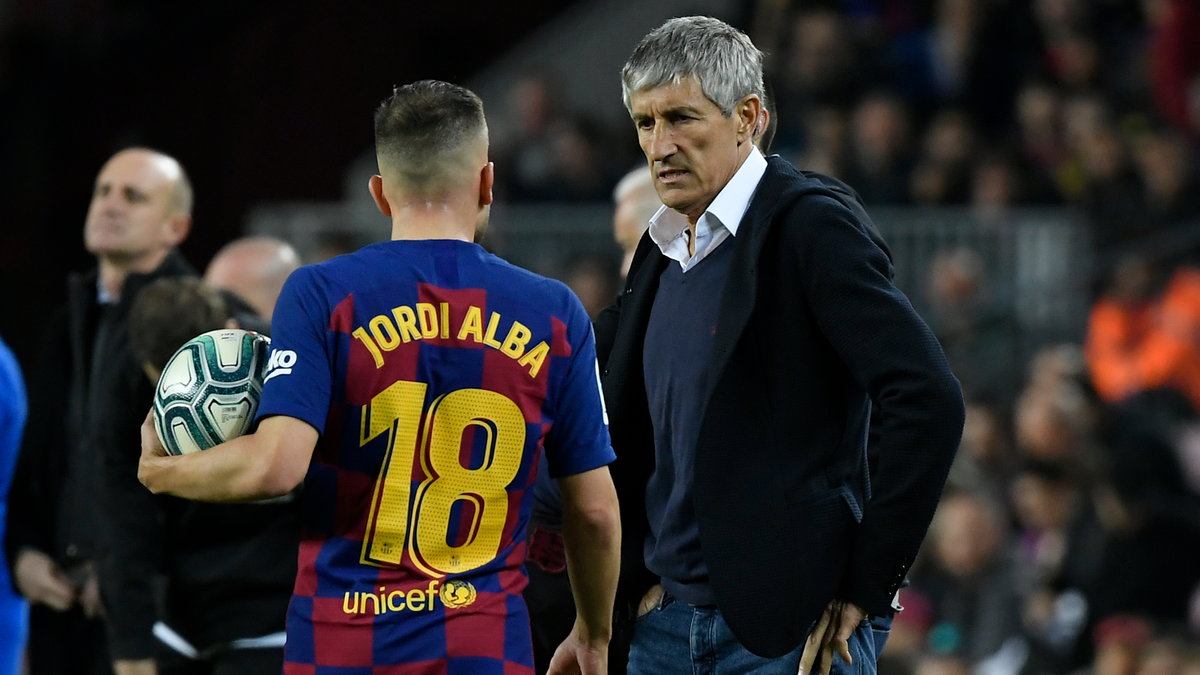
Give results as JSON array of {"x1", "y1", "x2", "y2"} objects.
[{"x1": 595, "y1": 16, "x2": 963, "y2": 674}]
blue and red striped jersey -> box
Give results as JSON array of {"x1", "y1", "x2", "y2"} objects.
[{"x1": 256, "y1": 239, "x2": 614, "y2": 672}]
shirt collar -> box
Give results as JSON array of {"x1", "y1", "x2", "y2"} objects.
[{"x1": 648, "y1": 145, "x2": 767, "y2": 247}]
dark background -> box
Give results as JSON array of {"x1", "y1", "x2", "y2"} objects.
[{"x1": 0, "y1": 1, "x2": 581, "y2": 366}]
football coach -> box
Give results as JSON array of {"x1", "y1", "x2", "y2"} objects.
[{"x1": 594, "y1": 16, "x2": 965, "y2": 675}]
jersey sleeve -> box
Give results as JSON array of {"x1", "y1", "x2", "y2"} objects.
[
  {"x1": 543, "y1": 293, "x2": 616, "y2": 478},
  {"x1": 256, "y1": 266, "x2": 334, "y2": 434}
]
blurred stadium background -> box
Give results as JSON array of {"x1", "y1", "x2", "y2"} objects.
[{"x1": 2, "y1": 1, "x2": 1199, "y2": 673}]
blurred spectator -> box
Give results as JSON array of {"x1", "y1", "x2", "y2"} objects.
[
  {"x1": 1085, "y1": 260, "x2": 1200, "y2": 412},
  {"x1": 843, "y1": 90, "x2": 914, "y2": 204},
  {"x1": 127, "y1": 278, "x2": 295, "y2": 675},
  {"x1": 1148, "y1": 0, "x2": 1200, "y2": 140},
  {"x1": 923, "y1": 246, "x2": 1019, "y2": 403},
  {"x1": 969, "y1": 151, "x2": 1025, "y2": 224},
  {"x1": 1138, "y1": 633, "x2": 1193, "y2": 675},
  {"x1": 908, "y1": 491, "x2": 1021, "y2": 664},
  {"x1": 1013, "y1": 80, "x2": 1069, "y2": 201},
  {"x1": 945, "y1": 401, "x2": 1014, "y2": 506},
  {"x1": 1010, "y1": 459, "x2": 1104, "y2": 671},
  {"x1": 909, "y1": 109, "x2": 975, "y2": 206},
  {"x1": 785, "y1": 103, "x2": 851, "y2": 179},
  {"x1": 1085, "y1": 423, "x2": 1200, "y2": 630},
  {"x1": 1130, "y1": 127, "x2": 1200, "y2": 259},
  {"x1": 493, "y1": 75, "x2": 559, "y2": 201},
  {"x1": 1013, "y1": 380, "x2": 1094, "y2": 464},
  {"x1": 911, "y1": 652, "x2": 969, "y2": 675},
  {"x1": 203, "y1": 235, "x2": 300, "y2": 323},
  {"x1": 771, "y1": 7, "x2": 861, "y2": 135},
  {"x1": 559, "y1": 252, "x2": 616, "y2": 320},
  {"x1": 1090, "y1": 614, "x2": 1152, "y2": 675},
  {"x1": 1072, "y1": 116, "x2": 1145, "y2": 261},
  {"x1": 493, "y1": 75, "x2": 622, "y2": 202},
  {"x1": 610, "y1": 166, "x2": 658, "y2": 278}
]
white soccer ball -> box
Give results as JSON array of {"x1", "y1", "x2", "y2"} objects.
[{"x1": 152, "y1": 328, "x2": 271, "y2": 456}]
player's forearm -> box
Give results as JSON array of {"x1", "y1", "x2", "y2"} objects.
[
  {"x1": 140, "y1": 415, "x2": 315, "y2": 502},
  {"x1": 140, "y1": 432, "x2": 286, "y2": 501},
  {"x1": 561, "y1": 475, "x2": 620, "y2": 644}
]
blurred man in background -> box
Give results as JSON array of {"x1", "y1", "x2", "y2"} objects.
[
  {"x1": 127, "y1": 277, "x2": 295, "y2": 675},
  {"x1": 203, "y1": 236, "x2": 301, "y2": 325},
  {"x1": 6, "y1": 148, "x2": 194, "y2": 675}
]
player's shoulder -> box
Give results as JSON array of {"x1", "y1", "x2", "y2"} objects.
[
  {"x1": 281, "y1": 246, "x2": 377, "y2": 291},
  {"x1": 478, "y1": 251, "x2": 579, "y2": 306}
]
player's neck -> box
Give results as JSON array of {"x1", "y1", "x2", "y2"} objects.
[{"x1": 389, "y1": 200, "x2": 478, "y2": 243}]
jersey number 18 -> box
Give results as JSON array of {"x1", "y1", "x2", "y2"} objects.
[{"x1": 359, "y1": 379, "x2": 525, "y2": 577}]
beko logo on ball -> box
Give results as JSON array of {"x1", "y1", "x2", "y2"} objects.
[{"x1": 264, "y1": 349, "x2": 298, "y2": 382}]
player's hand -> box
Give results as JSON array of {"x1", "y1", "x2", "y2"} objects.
[
  {"x1": 141, "y1": 409, "x2": 167, "y2": 459},
  {"x1": 798, "y1": 599, "x2": 866, "y2": 675},
  {"x1": 13, "y1": 548, "x2": 76, "y2": 611},
  {"x1": 138, "y1": 409, "x2": 171, "y2": 492},
  {"x1": 546, "y1": 622, "x2": 608, "y2": 675}
]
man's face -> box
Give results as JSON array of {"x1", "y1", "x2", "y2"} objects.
[
  {"x1": 84, "y1": 151, "x2": 183, "y2": 262},
  {"x1": 630, "y1": 77, "x2": 749, "y2": 222}
]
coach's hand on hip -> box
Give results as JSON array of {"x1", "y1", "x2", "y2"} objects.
[{"x1": 799, "y1": 599, "x2": 866, "y2": 675}]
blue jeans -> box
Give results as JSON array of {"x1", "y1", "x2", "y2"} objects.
[{"x1": 627, "y1": 590, "x2": 886, "y2": 675}]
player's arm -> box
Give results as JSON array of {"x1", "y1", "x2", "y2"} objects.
[
  {"x1": 137, "y1": 412, "x2": 316, "y2": 501},
  {"x1": 549, "y1": 465, "x2": 620, "y2": 673}
]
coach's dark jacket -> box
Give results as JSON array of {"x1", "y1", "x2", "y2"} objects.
[{"x1": 595, "y1": 156, "x2": 965, "y2": 657}]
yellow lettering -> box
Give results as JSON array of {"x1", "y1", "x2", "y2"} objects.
[
  {"x1": 387, "y1": 590, "x2": 405, "y2": 611},
  {"x1": 406, "y1": 588, "x2": 426, "y2": 611},
  {"x1": 457, "y1": 306, "x2": 483, "y2": 342},
  {"x1": 518, "y1": 342, "x2": 549, "y2": 378},
  {"x1": 500, "y1": 321, "x2": 531, "y2": 358},
  {"x1": 392, "y1": 306, "x2": 421, "y2": 342},
  {"x1": 369, "y1": 315, "x2": 401, "y2": 351},
  {"x1": 360, "y1": 592, "x2": 379, "y2": 615},
  {"x1": 417, "y1": 303, "x2": 439, "y2": 339},
  {"x1": 483, "y1": 312, "x2": 503, "y2": 349},
  {"x1": 439, "y1": 302, "x2": 450, "y2": 339},
  {"x1": 352, "y1": 328, "x2": 383, "y2": 369},
  {"x1": 342, "y1": 591, "x2": 360, "y2": 614}
]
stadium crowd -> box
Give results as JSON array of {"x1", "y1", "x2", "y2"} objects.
[{"x1": 2, "y1": 1, "x2": 1199, "y2": 674}]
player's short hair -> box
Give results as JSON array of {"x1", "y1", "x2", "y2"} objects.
[
  {"x1": 621, "y1": 16, "x2": 764, "y2": 117},
  {"x1": 130, "y1": 277, "x2": 231, "y2": 372},
  {"x1": 373, "y1": 80, "x2": 487, "y2": 192}
]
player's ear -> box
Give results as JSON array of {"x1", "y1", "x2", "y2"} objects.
[
  {"x1": 479, "y1": 162, "x2": 494, "y2": 208},
  {"x1": 368, "y1": 175, "x2": 392, "y2": 217}
]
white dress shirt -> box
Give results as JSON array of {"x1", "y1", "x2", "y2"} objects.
[{"x1": 647, "y1": 145, "x2": 768, "y2": 272}]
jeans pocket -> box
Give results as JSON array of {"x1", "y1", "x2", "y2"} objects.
[{"x1": 633, "y1": 585, "x2": 667, "y2": 623}]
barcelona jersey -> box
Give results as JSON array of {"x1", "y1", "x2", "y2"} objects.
[{"x1": 256, "y1": 239, "x2": 615, "y2": 673}]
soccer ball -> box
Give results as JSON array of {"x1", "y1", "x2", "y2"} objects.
[{"x1": 152, "y1": 329, "x2": 271, "y2": 456}]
